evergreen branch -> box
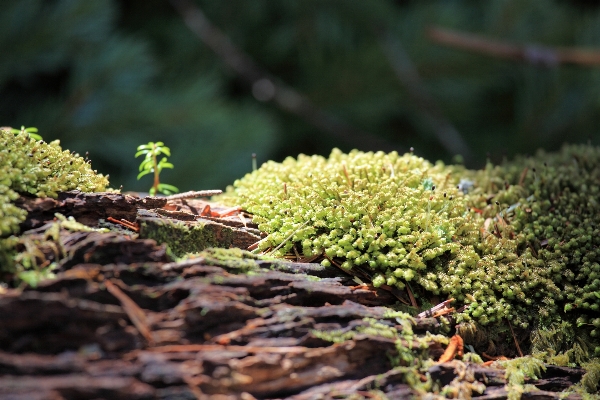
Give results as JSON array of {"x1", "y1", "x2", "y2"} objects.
[
  {"x1": 380, "y1": 33, "x2": 473, "y2": 161},
  {"x1": 169, "y1": 0, "x2": 399, "y2": 152},
  {"x1": 427, "y1": 26, "x2": 600, "y2": 67}
]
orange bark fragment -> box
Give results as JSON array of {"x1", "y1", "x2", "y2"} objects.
[{"x1": 437, "y1": 335, "x2": 464, "y2": 363}]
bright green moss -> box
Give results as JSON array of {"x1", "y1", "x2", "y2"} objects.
[
  {"x1": 222, "y1": 148, "x2": 482, "y2": 297},
  {"x1": 0, "y1": 128, "x2": 110, "y2": 283},
  {"x1": 498, "y1": 356, "x2": 547, "y2": 400},
  {"x1": 223, "y1": 146, "x2": 600, "y2": 361}
]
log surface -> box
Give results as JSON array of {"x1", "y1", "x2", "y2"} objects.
[{"x1": 0, "y1": 191, "x2": 589, "y2": 399}]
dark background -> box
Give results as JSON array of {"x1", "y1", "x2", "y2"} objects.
[{"x1": 3, "y1": 0, "x2": 600, "y2": 192}]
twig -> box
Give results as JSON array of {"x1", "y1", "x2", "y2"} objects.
[
  {"x1": 217, "y1": 206, "x2": 242, "y2": 217},
  {"x1": 482, "y1": 352, "x2": 509, "y2": 361},
  {"x1": 268, "y1": 220, "x2": 309, "y2": 255},
  {"x1": 213, "y1": 319, "x2": 268, "y2": 345},
  {"x1": 379, "y1": 284, "x2": 410, "y2": 306},
  {"x1": 507, "y1": 318, "x2": 524, "y2": 357},
  {"x1": 406, "y1": 282, "x2": 418, "y2": 308},
  {"x1": 427, "y1": 26, "x2": 600, "y2": 67},
  {"x1": 161, "y1": 257, "x2": 207, "y2": 271},
  {"x1": 417, "y1": 298, "x2": 455, "y2": 318},
  {"x1": 519, "y1": 167, "x2": 529, "y2": 186},
  {"x1": 165, "y1": 190, "x2": 222, "y2": 201},
  {"x1": 139, "y1": 344, "x2": 308, "y2": 354},
  {"x1": 380, "y1": 33, "x2": 472, "y2": 161},
  {"x1": 169, "y1": 0, "x2": 399, "y2": 152},
  {"x1": 107, "y1": 216, "x2": 139, "y2": 232},
  {"x1": 105, "y1": 280, "x2": 154, "y2": 345}
]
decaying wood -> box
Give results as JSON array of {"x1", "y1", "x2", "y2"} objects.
[
  {"x1": 0, "y1": 191, "x2": 593, "y2": 399},
  {"x1": 16, "y1": 190, "x2": 167, "y2": 230}
]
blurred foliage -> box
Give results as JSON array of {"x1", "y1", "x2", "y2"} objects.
[{"x1": 2, "y1": 0, "x2": 600, "y2": 191}]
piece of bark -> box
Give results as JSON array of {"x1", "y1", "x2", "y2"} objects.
[
  {"x1": 16, "y1": 190, "x2": 166, "y2": 230},
  {"x1": 0, "y1": 375, "x2": 155, "y2": 400},
  {"x1": 58, "y1": 231, "x2": 169, "y2": 269},
  {"x1": 0, "y1": 291, "x2": 140, "y2": 354}
]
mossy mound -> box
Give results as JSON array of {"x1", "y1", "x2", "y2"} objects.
[
  {"x1": 464, "y1": 144, "x2": 600, "y2": 359},
  {"x1": 0, "y1": 128, "x2": 109, "y2": 282},
  {"x1": 223, "y1": 146, "x2": 600, "y2": 361},
  {"x1": 222, "y1": 148, "x2": 483, "y2": 294}
]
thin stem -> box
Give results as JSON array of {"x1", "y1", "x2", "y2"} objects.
[{"x1": 152, "y1": 144, "x2": 160, "y2": 195}]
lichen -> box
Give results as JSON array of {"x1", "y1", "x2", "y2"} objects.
[{"x1": 0, "y1": 128, "x2": 110, "y2": 284}]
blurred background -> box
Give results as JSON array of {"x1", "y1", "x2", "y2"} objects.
[{"x1": 3, "y1": 0, "x2": 600, "y2": 192}]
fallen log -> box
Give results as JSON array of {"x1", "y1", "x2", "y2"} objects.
[{"x1": 0, "y1": 191, "x2": 595, "y2": 399}]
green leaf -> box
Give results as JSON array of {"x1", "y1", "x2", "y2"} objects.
[
  {"x1": 138, "y1": 159, "x2": 154, "y2": 171},
  {"x1": 158, "y1": 158, "x2": 174, "y2": 169},
  {"x1": 10, "y1": 126, "x2": 42, "y2": 140},
  {"x1": 137, "y1": 169, "x2": 152, "y2": 180},
  {"x1": 158, "y1": 147, "x2": 171, "y2": 157},
  {"x1": 136, "y1": 144, "x2": 152, "y2": 151},
  {"x1": 135, "y1": 149, "x2": 150, "y2": 157},
  {"x1": 157, "y1": 183, "x2": 179, "y2": 195}
]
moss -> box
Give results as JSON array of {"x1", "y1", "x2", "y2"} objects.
[
  {"x1": 580, "y1": 359, "x2": 600, "y2": 394},
  {"x1": 462, "y1": 352, "x2": 483, "y2": 364},
  {"x1": 498, "y1": 356, "x2": 546, "y2": 400},
  {"x1": 499, "y1": 356, "x2": 546, "y2": 385},
  {"x1": 438, "y1": 361, "x2": 487, "y2": 399},
  {"x1": 138, "y1": 217, "x2": 236, "y2": 257},
  {"x1": 223, "y1": 145, "x2": 600, "y2": 362},
  {"x1": 188, "y1": 247, "x2": 266, "y2": 273},
  {"x1": 310, "y1": 328, "x2": 355, "y2": 343},
  {"x1": 530, "y1": 321, "x2": 596, "y2": 367},
  {"x1": 312, "y1": 315, "x2": 443, "y2": 370},
  {"x1": 0, "y1": 129, "x2": 110, "y2": 284},
  {"x1": 464, "y1": 144, "x2": 600, "y2": 357},
  {"x1": 221, "y1": 148, "x2": 484, "y2": 312}
]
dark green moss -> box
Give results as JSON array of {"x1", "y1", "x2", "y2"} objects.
[{"x1": 138, "y1": 217, "x2": 236, "y2": 258}]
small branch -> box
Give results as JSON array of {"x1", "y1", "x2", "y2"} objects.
[
  {"x1": 507, "y1": 318, "x2": 524, "y2": 358},
  {"x1": 165, "y1": 190, "x2": 222, "y2": 201},
  {"x1": 380, "y1": 33, "x2": 472, "y2": 161},
  {"x1": 169, "y1": 0, "x2": 399, "y2": 152},
  {"x1": 427, "y1": 26, "x2": 600, "y2": 67},
  {"x1": 138, "y1": 344, "x2": 309, "y2": 354},
  {"x1": 105, "y1": 280, "x2": 154, "y2": 345}
]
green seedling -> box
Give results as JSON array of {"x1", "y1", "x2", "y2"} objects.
[
  {"x1": 11, "y1": 126, "x2": 42, "y2": 141},
  {"x1": 135, "y1": 141, "x2": 179, "y2": 195}
]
